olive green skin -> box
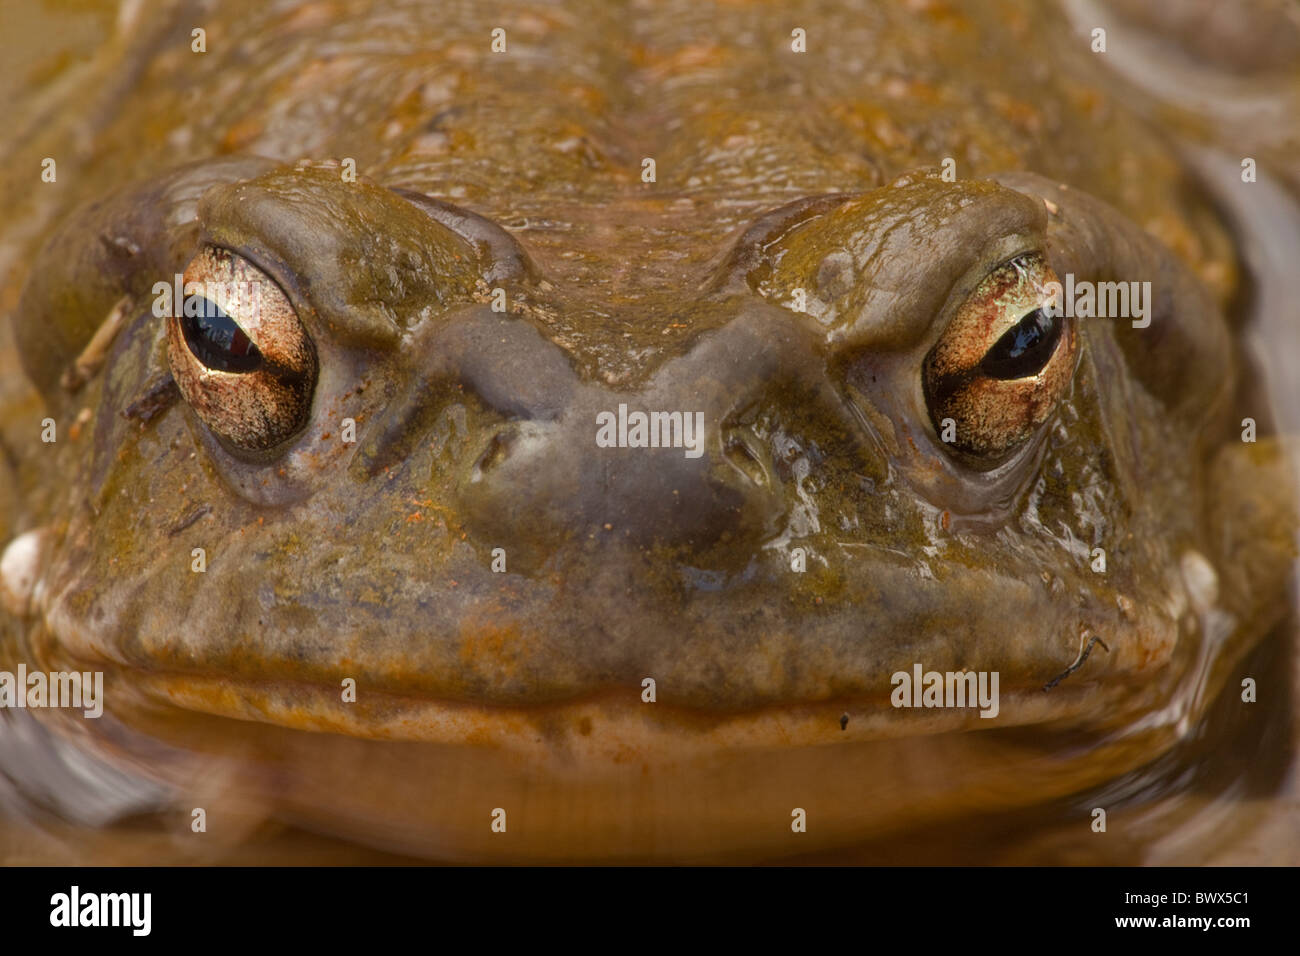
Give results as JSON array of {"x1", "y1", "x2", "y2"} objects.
[{"x1": 0, "y1": 0, "x2": 1294, "y2": 862}]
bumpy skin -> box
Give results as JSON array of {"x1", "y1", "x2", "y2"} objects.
[{"x1": 0, "y1": 0, "x2": 1295, "y2": 862}]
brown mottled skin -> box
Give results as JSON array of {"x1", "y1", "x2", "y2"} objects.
[{"x1": 0, "y1": 0, "x2": 1295, "y2": 862}]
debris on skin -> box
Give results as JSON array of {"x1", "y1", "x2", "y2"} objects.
[
  {"x1": 62, "y1": 295, "x2": 133, "y2": 392},
  {"x1": 840, "y1": 713, "x2": 850, "y2": 730},
  {"x1": 67, "y1": 407, "x2": 93, "y2": 441},
  {"x1": 1043, "y1": 632, "x2": 1110, "y2": 691},
  {"x1": 123, "y1": 374, "x2": 180, "y2": 423},
  {"x1": 167, "y1": 504, "x2": 212, "y2": 537}
]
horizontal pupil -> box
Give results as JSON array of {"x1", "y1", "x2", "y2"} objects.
[
  {"x1": 180, "y1": 296, "x2": 263, "y2": 373},
  {"x1": 979, "y1": 308, "x2": 1061, "y2": 380}
]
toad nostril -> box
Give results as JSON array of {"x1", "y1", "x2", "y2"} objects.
[
  {"x1": 470, "y1": 427, "x2": 515, "y2": 482},
  {"x1": 723, "y1": 425, "x2": 771, "y2": 489}
]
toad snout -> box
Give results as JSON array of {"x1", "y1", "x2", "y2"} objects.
[{"x1": 393, "y1": 302, "x2": 873, "y2": 558}]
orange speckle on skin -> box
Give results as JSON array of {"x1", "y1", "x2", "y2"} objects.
[
  {"x1": 221, "y1": 116, "x2": 264, "y2": 151},
  {"x1": 456, "y1": 612, "x2": 525, "y2": 680}
]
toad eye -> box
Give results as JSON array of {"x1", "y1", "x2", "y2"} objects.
[
  {"x1": 979, "y1": 306, "x2": 1062, "y2": 380},
  {"x1": 922, "y1": 252, "x2": 1076, "y2": 459},
  {"x1": 179, "y1": 299, "x2": 263, "y2": 373},
  {"x1": 165, "y1": 246, "x2": 317, "y2": 452}
]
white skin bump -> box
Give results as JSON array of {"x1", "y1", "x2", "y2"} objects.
[{"x1": 0, "y1": 528, "x2": 48, "y2": 617}]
